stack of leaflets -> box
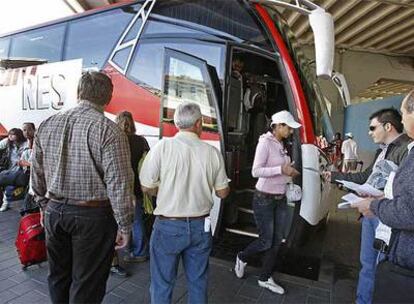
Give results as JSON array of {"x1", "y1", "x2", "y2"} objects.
[
  {"x1": 338, "y1": 193, "x2": 364, "y2": 209},
  {"x1": 336, "y1": 180, "x2": 384, "y2": 209},
  {"x1": 336, "y1": 180, "x2": 383, "y2": 196}
]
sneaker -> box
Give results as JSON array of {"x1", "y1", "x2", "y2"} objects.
[
  {"x1": 258, "y1": 277, "x2": 285, "y2": 294},
  {"x1": 0, "y1": 202, "x2": 8, "y2": 212},
  {"x1": 110, "y1": 265, "x2": 128, "y2": 277},
  {"x1": 234, "y1": 253, "x2": 247, "y2": 279},
  {"x1": 123, "y1": 254, "x2": 148, "y2": 263}
]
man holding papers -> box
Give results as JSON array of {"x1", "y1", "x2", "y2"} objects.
[
  {"x1": 323, "y1": 108, "x2": 410, "y2": 304},
  {"x1": 352, "y1": 90, "x2": 414, "y2": 303}
]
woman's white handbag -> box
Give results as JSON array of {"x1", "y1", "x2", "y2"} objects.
[{"x1": 286, "y1": 183, "x2": 302, "y2": 201}]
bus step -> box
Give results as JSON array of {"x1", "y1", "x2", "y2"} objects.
[
  {"x1": 225, "y1": 224, "x2": 258, "y2": 238},
  {"x1": 238, "y1": 206, "x2": 253, "y2": 214},
  {"x1": 236, "y1": 198, "x2": 253, "y2": 214}
]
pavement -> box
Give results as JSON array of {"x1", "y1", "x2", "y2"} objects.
[{"x1": 0, "y1": 191, "x2": 359, "y2": 304}]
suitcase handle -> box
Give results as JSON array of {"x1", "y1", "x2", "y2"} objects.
[{"x1": 20, "y1": 224, "x2": 43, "y2": 234}]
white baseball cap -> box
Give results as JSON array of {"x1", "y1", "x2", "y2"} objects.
[
  {"x1": 345, "y1": 132, "x2": 353, "y2": 138},
  {"x1": 270, "y1": 110, "x2": 301, "y2": 129}
]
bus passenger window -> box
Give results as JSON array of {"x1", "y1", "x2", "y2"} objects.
[
  {"x1": 64, "y1": 8, "x2": 136, "y2": 69},
  {"x1": 0, "y1": 38, "x2": 10, "y2": 59},
  {"x1": 128, "y1": 43, "x2": 164, "y2": 96},
  {"x1": 112, "y1": 48, "x2": 130, "y2": 70},
  {"x1": 10, "y1": 25, "x2": 65, "y2": 62}
]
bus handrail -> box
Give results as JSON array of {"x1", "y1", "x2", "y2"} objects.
[{"x1": 108, "y1": 0, "x2": 157, "y2": 75}]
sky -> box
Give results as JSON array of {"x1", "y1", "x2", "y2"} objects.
[{"x1": 0, "y1": 0, "x2": 75, "y2": 35}]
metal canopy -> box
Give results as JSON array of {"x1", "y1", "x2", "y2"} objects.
[
  {"x1": 280, "y1": 0, "x2": 414, "y2": 58},
  {"x1": 356, "y1": 78, "x2": 414, "y2": 101}
]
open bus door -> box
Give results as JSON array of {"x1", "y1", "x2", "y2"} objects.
[
  {"x1": 222, "y1": 46, "x2": 296, "y2": 237},
  {"x1": 219, "y1": 1, "x2": 344, "y2": 248},
  {"x1": 159, "y1": 48, "x2": 225, "y2": 235}
]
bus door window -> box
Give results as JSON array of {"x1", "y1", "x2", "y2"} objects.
[
  {"x1": 161, "y1": 48, "x2": 220, "y2": 139},
  {"x1": 10, "y1": 25, "x2": 66, "y2": 62},
  {"x1": 107, "y1": 39, "x2": 224, "y2": 145},
  {"x1": 0, "y1": 38, "x2": 10, "y2": 59},
  {"x1": 128, "y1": 41, "x2": 224, "y2": 96}
]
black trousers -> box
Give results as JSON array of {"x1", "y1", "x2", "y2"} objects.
[
  {"x1": 0, "y1": 167, "x2": 29, "y2": 187},
  {"x1": 373, "y1": 260, "x2": 414, "y2": 303},
  {"x1": 44, "y1": 201, "x2": 118, "y2": 304}
]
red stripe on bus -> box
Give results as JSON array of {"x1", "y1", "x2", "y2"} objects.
[
  {"x1": 103, "y1": 65, "x2": 161, "y2": 128},
  {"x1": 30, "y1": 66, "x2": 37, "y2": 76},
  {"x1": 0, "y1": 123, "x2": 8, "y2": 137},
  {"x1": 255, "y1": 4, "x2": 315, "y2": 144}
]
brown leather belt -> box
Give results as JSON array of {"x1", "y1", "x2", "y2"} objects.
[
  {"x1": 158, "y1": 214, "x2": 208, "y2": 221},
  {"x1": 50, "y1": 198, "x2": 111, "y2": 208}
]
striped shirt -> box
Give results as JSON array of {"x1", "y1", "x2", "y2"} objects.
[{"x1": 31, "y1": 100, "x2": 134, "y2": 233}]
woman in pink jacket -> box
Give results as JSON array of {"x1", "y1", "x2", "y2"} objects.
[{"x1": 234, "y1": 110, "x2": 301, "y2": 294}]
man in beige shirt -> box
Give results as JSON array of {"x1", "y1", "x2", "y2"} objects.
[{"x1": 140, "y1": 102, "x2": 229, "y2": 304}]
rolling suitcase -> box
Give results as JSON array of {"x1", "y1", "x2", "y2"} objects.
[{"x1": 15, "y1": 212, "x2": 47, "y2": 269}]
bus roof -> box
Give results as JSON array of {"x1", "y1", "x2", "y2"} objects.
[{"x1": 0, "y1": 1, "x2": 138, "y2": 38}]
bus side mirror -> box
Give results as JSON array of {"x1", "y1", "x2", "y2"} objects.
[
  {"x1": 332, "y1": 71, "x2": 351, "y2": 107},
  {"x1": 308, "y1": 9, "x2": 334, "y2": 79}
]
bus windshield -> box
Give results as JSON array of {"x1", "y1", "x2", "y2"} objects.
[{"x1": 152, "y1": 0, "x2": 274, "y2": 52}]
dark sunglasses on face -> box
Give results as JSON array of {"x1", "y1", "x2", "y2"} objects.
[{"x1": 369, "y1": 122, "x2": 390, "y2": 131}]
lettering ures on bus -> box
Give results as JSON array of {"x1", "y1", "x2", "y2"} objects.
[
  {"x1": 0, "y1": 59, "x2": 81, "y2": 130},
  {"x1": 21, "y1": 65, "x2": 67, "y2": 111},
  {"x1": 0, "y1": 59, "x2": 81, "y2": 117}
]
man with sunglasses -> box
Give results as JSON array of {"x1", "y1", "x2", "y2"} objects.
[
  {"x1": 351, "y1": 90, "x2": 414, "y2": 303},
  {"x1": 323, "y1": 108, "x2": 410, "y2": 304}
]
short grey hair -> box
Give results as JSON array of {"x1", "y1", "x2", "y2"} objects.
[
  {"x1": 174, "y1": 102, "x2": 202, "y2": 129},
  {"x1": 403, "y1": 89, "x2": 414, "y2": 114}
]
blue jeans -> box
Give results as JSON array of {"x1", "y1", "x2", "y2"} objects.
[
  {"x1": 357, "y1": 217, "x2": 385, "y2": 304},
  {"x1": 131, "y1": 199, "x2": 149, "y2": 257},
  {"x1": 150, "y1": 217, "x2": 212, "y2": 304},
  {"x1": 240, "y1": 192, "x2": 288, "y2": 281}
]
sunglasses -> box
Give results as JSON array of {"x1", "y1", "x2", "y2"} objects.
[{"x1": 369, "y1": 122, "x2": 390, "y2": 131}]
